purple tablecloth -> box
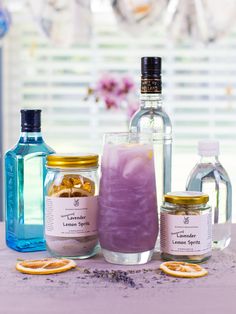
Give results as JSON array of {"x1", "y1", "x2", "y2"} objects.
[{"x1": 0, "y1": 222, "x2": 236, "y2": 314}]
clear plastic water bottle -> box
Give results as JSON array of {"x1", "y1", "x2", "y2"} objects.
[{"x1": 186, "y1": 140, "x2": 232, "y2": 250}]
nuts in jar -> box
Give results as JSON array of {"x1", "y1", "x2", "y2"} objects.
[
  {"x1": 44, "y1": 154, "x2": 99, "y2": 259},
  {"x1": 160, "y1": 191, "x2": 212, "y2": 263}
]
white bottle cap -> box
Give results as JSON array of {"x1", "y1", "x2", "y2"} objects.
[{"x1": 198, "y1": 140, "x2": 219, "y2": 157}]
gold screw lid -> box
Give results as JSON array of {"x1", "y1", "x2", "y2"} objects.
[
  {"x1": 46, "y1": 154, "x2": 99, "y2": 168},
  {"x1": 164, "y1": 191, "x2": 209, "y2": 205}
]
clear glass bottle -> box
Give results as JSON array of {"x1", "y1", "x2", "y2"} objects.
[
  {"x1": 44, "y1": 154, "x2": 99, "y2": 259},
  {"x1": 186, "y1": 140, "x2": 232, "y2": 250},
  {"x1": 5, "y1": 109, "x2": 55, "y2": 252},
  {"x1": 129, "y1": 57, "x2": 172, "y2": 212}
]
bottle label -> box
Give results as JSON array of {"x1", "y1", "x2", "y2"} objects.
[
  {"x1": 160, "y1": 211, "x2": 212, "y2": 255},
  {"x1": 45, "y1": 196, "x2": 98, "y2": 237},
  {"x1": 141, "y1": 78, "x2": 161, "y2": 94}
]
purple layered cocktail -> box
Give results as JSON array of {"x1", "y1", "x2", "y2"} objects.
[{"x1": 98, "y1": 133, "x2": 158, "y2": 265}]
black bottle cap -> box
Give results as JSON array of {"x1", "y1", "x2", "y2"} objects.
[
  {"x1": 21, "y1": 109, "x2": 41, "y2": 132},
  {"x1": 141, "y1": 57, "x2": 162, "y2": 77}
]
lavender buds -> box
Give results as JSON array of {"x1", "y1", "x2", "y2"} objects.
[{"x1": 92, "y1": 269, "x2": 136, "y2": 288}]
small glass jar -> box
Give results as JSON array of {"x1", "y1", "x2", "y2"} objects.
[
  {"x1": 44, "y1": 154, "x2": 99, "y2": 259},
  {"x1": 160, "y1": 191, "x2": 212, "y2": 263}
]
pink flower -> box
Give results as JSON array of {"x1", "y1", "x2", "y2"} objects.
[
  {"x1": 116, "y1": 76, "x2": 135, "y2": 99},
  {"x1": 104, "y1": 95, "x2": 119, "y2": 110},
  {"x1": 127, "y1": 99, "x2": 139, "y2": 118},
  {"x1": 121, "y1": 76, "x2": 135, "y2": 93},
  {"x1": 95, "y1": 74, "x2": 119, "y2": 98},
  {"x1": 88, "y1": 73, "x2": 138, "y2": 114}
]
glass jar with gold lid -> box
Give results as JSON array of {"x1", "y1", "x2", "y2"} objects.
[
  {"x1": 160, "y1": 191, "x2": 212, "y2": 263},
  {"x1": 44, "y1": 154, "x2": 99, "y2": 259}
]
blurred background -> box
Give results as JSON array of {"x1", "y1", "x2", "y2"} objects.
[{"x1": 1, "y1": 0, "x2": 236, "y2": 220}]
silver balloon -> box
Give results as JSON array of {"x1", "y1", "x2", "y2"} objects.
[
  {"x1": 165, "y1": 0, "x2": 236, "y2": 43},
  {"x1": 112, "y1": 0, "x2": 168, "y2": 34},
  {"x1": 28, "y1": 0, "x2": 92, "y2": 47}
]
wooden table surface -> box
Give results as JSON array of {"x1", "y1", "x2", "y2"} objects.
[{"x1": 1, "y1": 222, "x2": 236, "y2": 314}]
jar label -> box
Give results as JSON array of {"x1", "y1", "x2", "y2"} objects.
[
  {"x1": 45, "y1": 196, "x2": 98, "y2": 237},
  {"x1": 160, "y1": 212, "x2": 212, "y2": 255}
]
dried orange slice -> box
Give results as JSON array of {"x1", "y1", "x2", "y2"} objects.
[
  {"x1": 16, "y1": 258, "x2": 77, "y2": 275},
  {"x1": 63, "y1": 174, "x2": 95, "y2": 195},
  {"x1": 48, "y1": 174, "x2": 95, "y2": 197},
  {"x1": 70, "y1": 187, "x2": 92, "y2": 197},
  {"x1": 160, "y1": 261, "x2": 208, "y2": 278},
  {"x1": 52, "y1": 188, "x2": 92, "y2": 198},
  {"x1": 51, "y1": 188, "x2": 72, "y2": 197}
]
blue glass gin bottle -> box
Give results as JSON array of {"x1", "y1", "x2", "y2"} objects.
[
  {"x1": 129, "y1": 57, "x2": 172, "y2": 211},
  {"x1": 5, "y1": 109, "x2": 55, "y2": 252}
]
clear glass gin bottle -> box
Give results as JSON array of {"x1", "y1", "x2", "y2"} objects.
[
  {"x1": 186, "y1": 140, "x2": 232, "y2": 250},
  {"x1": 129, "y1": 57, "x2": 172, "y2": 211},
  {"x1": 5, "y1": 109, "x2": 55, "y2": 252}
]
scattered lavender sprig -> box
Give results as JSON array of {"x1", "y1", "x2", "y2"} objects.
[{"x1": 92, "y1": 269, "x2": 136, "y2": 288}]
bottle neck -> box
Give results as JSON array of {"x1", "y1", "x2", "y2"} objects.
[
  {"x1": 140, "y1": 93, "x2": 162, "y2": 109},
  {"x1": 140, "y1": 75, "x2": 162, "y2": 109},
  {"x1": 199, "y1": 155, "x2": 219, "y2": 164},
  {"x1": 19, "y1": 131, "x2": 43, "y2": 144}
]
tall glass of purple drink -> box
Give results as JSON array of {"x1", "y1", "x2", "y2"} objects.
[{"x1": 98, "y1": 132, "x2": 158, "y2": 265}]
